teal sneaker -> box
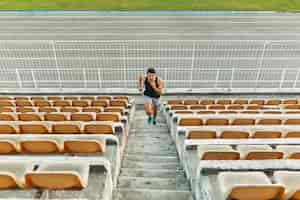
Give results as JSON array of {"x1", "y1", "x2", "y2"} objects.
[{"x1": 147, "y1": 116, "x2": 152, "y2": 125}]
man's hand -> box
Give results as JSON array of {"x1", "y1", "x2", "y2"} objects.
[{"x1": 149, "y1": 80, "x2": 157, "y2": 89}]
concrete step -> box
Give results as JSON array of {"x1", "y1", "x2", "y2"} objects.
[
  {"x1": 114, "y1": 189, "x2": 193, "y2": 200},
  {"x1": 123, "y1": 154, "x2": 178, "y2": 163},
  {"x1": 124, "y1": 149, "x2": 178, "y2": 157},
  {"x1": 120, "y1": 168, "x2": 185, "y2": 179},
  {"x1": 117, "y1": 176, "x2": 190, "y2": 191},
  {"x1": 122, "y1": 160, "x2": 180, "y2": 170},
  {"x1": 126, "y1": 144, "x2": 177, "y2": 152}
]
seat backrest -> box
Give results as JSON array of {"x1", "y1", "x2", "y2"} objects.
[
  {"x1": 104, "y1": 107, "x2": 124, "y2": 115},
  {"x1": 51, "y1": 123, "x2": 81, "y2": 134},
  {"x1": 190, "y1": 105, "x2": 206, "y2": 110},
  {"x1": 0, "y1": 96, "x2": 12, "y2": 100},
  {"x1": 52, "y1": 100, "x2": 71, "y2": 107},
  {"x1": 72, "y1": 100, "x2": 89, "y2": 107},
  {"x1": 38, "y1": 107, "x2": 57, "y2": 113},
  {"x1": 170, "y1": 105, "x2": 188, "y2": 110},
  {"x1": 44, "y1": 113, "x2": 68, "y2": 121},
  {"x1": 33, "y1": 100, "x2": 51, "y2": 107},
  {"x1": 16, "y1": 107, "x2": 35, "y2": 113},
  {"x1": 64, "y1": 96, "x2": 78, "y2": 100},
  {"x1": 200, "y1": 100, "x2": 215, "y2": 105},
  {"x1": 0, "y1": 101, "x2": 14, "y2": 107},
  {"x1": 178, "y1": 118, "x2": 203, "y2": 126},
  {"x1": 0, "y1": 123, "x2": 17, "y2": 134},
  {"x1": 232, "y1": 118, "x2": 256, "y2": 125},
  {"x1": 283, "y1": 99, "x2": 298, "y2": 104},
  {"x1": 83, "y1": 124, "x2": 113, "y2": 134},
  {"x1": 80, "y1": 96, "x2": 95, "y2": 101},
  {"x1": 60, "y1": 107, "x2": 80, "y2": 113},
  {"x1": 183, "y1": 100, "x2": 199, "y2": 105},
  {"x1": 249, "y1": 99, "x2": 265, "y2": 105},
  {"x1": 18, "y1": 114, "x2": 42, "y2": 121},
  {"x1": 284, "y1": 119, "x2": 300, "y2": 125},
  {"x1": 197, "y1": 111, "x2": 216, "y2": 114},
  {"x1": 208, "y1": 105, "x2": 226, "y2": 110},
  {"x1": 113, "y1": 96, "x2": 129, "y2": 101},
  {"x1": 257, "y1": 118, "x2": 282, "y2": 125},
  {"x1": 96, "y1": 113, "x2": 121, "y2": 122},
  {"x1": 233, "y1": 99, "x2": 248, "y2": 104},
  {"x1": 31, "y1": 96, "x2": 46, "y2": 101},
  {"x1": 19, "y1": 123, "x2": 49, "y2": 134},
  {"x1": 167, "y1": 100, "x2": 183, "y2": 105},
  {"x1": 97, "y1": 96, "x2": 112, "y2": 101},
  {"x1": 227, "y1": 105, "x2": 244, "y2": 110},
  {"x1": 110, "y1": 100, "x2": 128, "y2": 107},
  {"x1": 0, "y1": 114, "x2": 16, "y2": 121},
  {"x1": 82, "y1": 107, "x2": 102, "y2": 113},
  {"x1": 15, "y1": 96, "x2": 29, "y2": 101},
  {"x1": 216, "y1": 100, "x2": 232, "y2": 105},
  {"x1": 253, "y1": 131, "x2": 282, "y2": 138},
  {"x1": 71, "y1": 113, "x2": 94, "y2": 122},
  {"x1": 0, "y1": 107, "x2": 14, "y2": 112},
  {"x1": 206, "y1": 118, "x2": 229, "y2": 126},
  {"x1": 47, "y1": 96, "x2": 62, "y2": 101},
  {"x1": 266, "y1": 99, "x2": 282, "y2": 105},
  {"x1": 187, "y1": 130, "x2": 216, "y2": 139},
  {"x1": 220, "y1": 131, "x2": 250, "y2": 139},
  {"x1": 15, "y1": 101, "x2": 33, "y2": 107},
  {"x1": 91, "y1": 100, "x2": 109, "y2": 107}
]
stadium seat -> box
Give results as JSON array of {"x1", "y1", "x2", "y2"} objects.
[
  {"x1": 237, "y1": 145, "x2": 283, "y2": 160},
  {"x1": 190, "y1": 105, "x2": 206, "y2": 110},
  {"x1": 70, "y1": 113, "x2": 94, "y2": 122},
  {"x1": 233, "y1": 99, "x2": 248, "y2": 104},
  {"x1": 25, "y1": 162, "x2": 89, "y2": 189},
  {"x1": 257, "y1": 118, "x2": 282, "y2": 125},
  {"x1": 33, "y1": 100, "x2": 51, "y2": 107},
  {"x1": 83, "y1": 123, "x2": 114, "y2": 134},
  {"x1": 183, "y1": 100, "x2": 199, "y2": 105},
  {"x1": 52, "y1": 100, "x2": 71, "y2": 107},
  {"x1": 266, "y1": 99, "x2": 282, "y2": 105},
  {"x1": 170, "y1": 105, "x2": 188, "y2": 110},
  {"x1": 113, "y1": 96, "x2": 129, "y2": 101},
  {"x1": 174, "y1": 111, "x2": 194, "y2": 114},
  {"x1": 60, "y1": 107, "x2": 80, "y2": 113},
  {"x1": 104, "y1": 107, "x2": 125, "y2": 115},
  {"x1": 218, "y1": 172, "x2": 284, "y2": 200},
  {"x1": 198, "y1": 145, "x2": 239, "y2": 160},
  {"x1": 0, "y1": 122, "x2": 18, "y2": 134},
  {"x1": 187, "y1": 130, "x2": 216, "y2": 139},
  {"x1": 72, "y1": 100, "x2": 89, "y2": 107},
  {"x1": 253, "y1": 131, "x2": 282, "y2": 138},
  {"x1": 82, "y1": 107, "x2": 103, "y2": 113},
  {"x1": 285, "y1": 105, "x2": 300, "y2": 109},
  {"x1": 64, "y1": 138, "x2": 106, "y2": 153},
  {"x1": 263, "y1": 111, "x2": 282, "y2": 114},
  {"x1": 178, "y1": 118, "x2": 203, "y2": 126},
  {"x1": 31, "y1": 97, "x2": 45, "y2": 101},
  {"x1": 208, "y1": 105, "x2": 225, "y2": 110},
  {"x1": 16, "y1": 107, "x2": 35, "y2": 113},
  {"x1": 227, "y1": 105, "x2": 244, "y2": 110},
  {"x1": 96, "y1": 113, "x2": 121, "y2": 122},
  {"x1": 197, "y1": 111, "x2": 216, "y2": 114},
  {"x1": 51, "y1": 122, "x2": 81, "y2": 134},
  {"x1": 44, "y1": 113, "x2": 68, "y2": 121},
  {"x1": 47, "y1": 96, "x2": 62, "y2": 101},
  {"x1": 15, "y1": 97, "x2": 29, "y2": 101},
  {"x1": 0, "y1": 101, "x2": 14, "y2": 107},
  {"x1": 249, "y1": 99, "x2": 265, "y2": 105},
  {"x1": 221, "y1": 111, "x2": 239, "y2": 114},
  {"x1": 167, "y1": 100, "x2": 183, "y2": 105},
  {"x1": 96, "y1": 96, "x2": 112, "y2": 101},
  {"x1": 80, "y1": 96, "x2": 95, "y2": 101},
  {"x1": 216, "y1": 99, "x2": 232, "y2": 105},
  {"x1": 241, "y1": 111, "x2": 260, "y2": 114},
  {"x1": 0, "y1": 113, "x2": 16, "y2": 121},
  {"x1": 19, "y1": 123, "x2": 49, "y2": 134},
  {"x1": 38, "y1": 107, "x2": 57, "y2": 113},
  {"x1": 0, "y1": 96, "x2": 13, "y2": 100},
  {"x1": 232, "y1": 118, "x2": 255, "y2": 125},
  {"x1": 220, "y1": 130, "x2": 250, "y2": 139},
  {"x1": 64, "y1": 96, "x2": 79, "y2": 100},
  {"x1": 205, "y1": 118, "x2": 229, "y2": 126},
  {"x1": 274, "y1": 171, "x2": 300, "y2": 200},
  {"x1": 20, "y1": 138, "x2": 62, "y2": 153},
  {"x1": 200, "y1": 100, "x2": 215, "y2": 105},
  {"x1": 110, "y1": 99, "x2": 128, "y2": 107},
  {"x1": 276, "y1": 145, "x2": 300, "y2": 159},
  {"x1": 0, "y1": 161, "x2": 33, "y2": 188},
  {"x1": 284, "y1": 118, "x2": 300, "y2": 125},
  {"x1": 246, "y1": 105, "x2": 264, "y2": 110},
  {"x1": 0, "y1": 139, "x2": 19, "y2": 153},
  {"x1": 91, "y1": 100, "x2": 109, "y2": 107},
  {"x1": 18, "y1": 113, "x2": 42, "y2": 121},
  {"x1": 15, "y1": 101, "x2": 33, "y2": 107},
  {"x1": 285, "y1": 131, "x2": 300, "y2": 138},
  {"x1": 0, "y1": 107, "x2": 14, "y2": 112},
  {"x1": 283, "y1": 99, "x2": 298, "y2": 104}
]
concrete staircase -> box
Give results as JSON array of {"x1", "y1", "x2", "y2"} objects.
[{"x1": 113, "y1": 107, "x2": 193, "y2": 200}]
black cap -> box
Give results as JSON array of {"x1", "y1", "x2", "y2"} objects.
[{"x1": 147, "y1": 68, "x2": 156, "y2": 74}]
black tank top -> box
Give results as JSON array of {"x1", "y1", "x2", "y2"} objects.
[{"x1": 143, "y1": 77, "x2": 160, "y2": 98}]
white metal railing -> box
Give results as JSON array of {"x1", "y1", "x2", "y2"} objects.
[{"x1": 0, "y1": 40, "x2": 299, "y2": 93}]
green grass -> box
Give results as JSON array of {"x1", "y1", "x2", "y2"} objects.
[{"x1": 0, "y1": 0, "x2": 300, "y2": 11}]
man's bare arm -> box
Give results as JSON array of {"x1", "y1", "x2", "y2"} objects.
[{"x1": 138, "y1": 75, "x2": 144, "y2": 92}]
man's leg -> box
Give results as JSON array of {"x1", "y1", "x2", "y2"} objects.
[
  {"x1": 152, "y1": 99, "x2": 159, "y2": 125},
  {"x1": 144, "y1": 96, "x2": 153, "y2": 124}
]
